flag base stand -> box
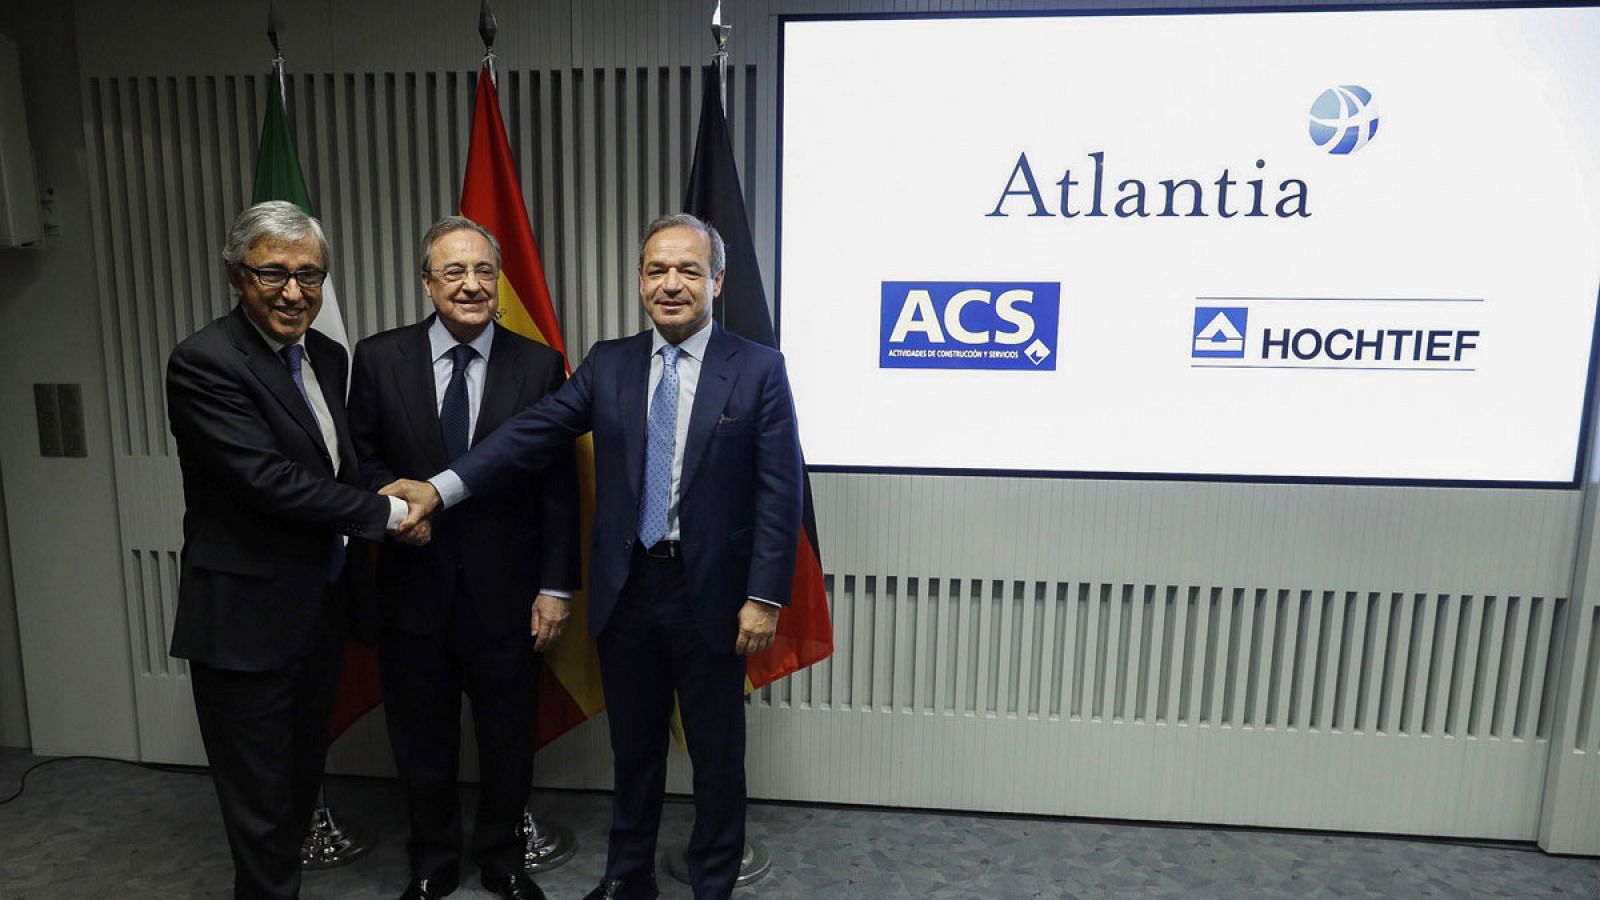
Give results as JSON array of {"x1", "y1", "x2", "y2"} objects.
[
  {"x1": 520, "y1": 811, "x2": 577, "y2": 873},
  {"x1": 301, "y1": 803, "x2": 370, "y2": 870},
  {"x1": 663, "y1": 840, "x2": 770, "y2": 887}
]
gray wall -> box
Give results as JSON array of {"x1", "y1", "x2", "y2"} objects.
[
  {"x1": 0, "y1": 1, "x2": 136, "y2": 756},
  {"x1": 5, "y1": 0, "x2": 1600, "y2": 854}
]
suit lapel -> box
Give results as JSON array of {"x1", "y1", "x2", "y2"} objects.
[
  {"x1": 680, "y1": 324, "x2": 737, "y2": 496},
  {"x1": 475, "y1": 324, "x2": 526, "y2": 442},
  {"x1": 397, "y1": 317, "x2": 450, "y2": 471},
  {"x1": 618, "y1": 330, "x2": 654, "y2": 501},
  {"x1": 229, "y1": 308, "x2": 330, "y2": 467}
]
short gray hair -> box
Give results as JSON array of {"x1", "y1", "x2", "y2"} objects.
[
  {"x1": 638, "y1": 213, "x2": 725, "y2": 279},
  {"x1": 419, "y1": 216, "x2": 502, "y2": 274},
  {"x1": 221, "y1": 201, "x2": 329, "y2": 268}
]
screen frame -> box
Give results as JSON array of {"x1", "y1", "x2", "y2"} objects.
[{"x1": 774, "y1": 1, "x2": 1600, "y2": 490}]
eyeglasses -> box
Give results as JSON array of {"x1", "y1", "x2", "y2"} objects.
[
  {"x1": 242, "y1": 264, "x2": 328, "y2": 289},
  {"x1": 427, "y1": 264, "x2": 499, "y2": 285}
]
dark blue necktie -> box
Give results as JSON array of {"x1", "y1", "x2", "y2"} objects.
[
  {"x1": 638, "y1": 345, "x2": 681, "y2": 547},
  {"x1": 440, "y1": 344, "x2": 476, "y2": 462},
  {"x1": 279, "y1": 344, "x2": 346, "y2": 582}
]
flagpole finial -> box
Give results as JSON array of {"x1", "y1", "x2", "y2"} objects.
[
  {"x1": 479, "y1": 0, "x2": 499, "y2": 83},
  {"x1": 711, "y1": 1, "x2": 730, "y2": 54},
  {"x1": 266, "y1": 0, "x2": 284, "y2": 62},
  {"x1": 479, "y1": 0, "x2": 498, "y2": 52},
  {"x1": 710, "y1": 1, "x2": 729, "y2": 111}
]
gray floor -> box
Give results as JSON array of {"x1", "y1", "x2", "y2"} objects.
[{"x1": 1, "y1": 748, "x2": 1598, "y2": 899}]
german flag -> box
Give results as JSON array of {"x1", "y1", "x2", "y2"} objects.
[{"x1": 684, "y1": 63, "x2": 834, "y2": 692}]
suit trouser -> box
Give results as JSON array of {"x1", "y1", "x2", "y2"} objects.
[
  {"x1": 599, "y1": 549, "x2": 747, "y2": 900},
  {"x1": 379, "y1": 579, "x2": 541, "y2": 883},
  {"x1": 190, "y1": 604, "x2": 342, "y2": 900}
]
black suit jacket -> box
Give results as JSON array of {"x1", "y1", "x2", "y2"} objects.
[
  {"x1": 347, "y1": 318, "x2": 580, "y2": 637},
  {"x1": 166, "y1": 305, "x2": 392, "y2": 672},
  {"x1": 452, "y1": 323, "x2": 803, "y2": 653}
]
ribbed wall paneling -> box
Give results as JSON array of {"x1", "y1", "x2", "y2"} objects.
[{"x1": 763, "y1": 580, "x2": 1560, "y2": 740}]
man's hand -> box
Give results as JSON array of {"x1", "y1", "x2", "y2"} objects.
[
  {"x1": 735, "y1": 600, "x2": 779, "y2": 656},
  {"x1": 531, "y1": 593, "x2": 571, "y2": 652},
  {"x1": 381, "y1": 478, "x2": 441, "y2": 534},
  {"x1": 392, "y1": 517, "x2": 431, "y2": 546}
]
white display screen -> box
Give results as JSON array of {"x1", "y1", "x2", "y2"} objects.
[{"x1": 777, "y1": 5, "x2": 1600, "y2": 485}]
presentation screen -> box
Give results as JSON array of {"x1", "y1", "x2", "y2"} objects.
[{"x1": 777, "y1": 5, "x2": 1600, "y2": 485}]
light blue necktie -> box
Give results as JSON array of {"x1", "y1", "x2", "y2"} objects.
[
  {"x1": 638, "y1": 345, "x2": 681, "y2": 547},
  {"x1": 280, "y1": 344, "x2": 346, "y2": 582}
]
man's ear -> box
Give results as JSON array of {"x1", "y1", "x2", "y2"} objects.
[{"x1": 712, "y1": 269, "x2": 726, "y2": 298}]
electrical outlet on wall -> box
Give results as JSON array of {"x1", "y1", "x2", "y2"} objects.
[{"x1": 39, "y1": 186, "x2": 57, "y2": 237}]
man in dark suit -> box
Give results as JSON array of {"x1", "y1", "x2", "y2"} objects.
[
  {"x1": 384, "y1": 213, "x2": 803, "y2": 900},
  {"x1": 166, "y1": 201, "x2": 421, "y2": 900},
  {"x1": 347, "y1": 216, "x2": 580, "y2": 900}
]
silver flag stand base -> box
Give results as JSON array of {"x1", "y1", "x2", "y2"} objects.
[
  {"x1": 663, "y1": 839, "x2": 770, "y2": 887},
  {"x1": 520, "y1": 811, "x2": 578, "y2": 873},
  {"x1": 301, "y1": 802, "x2": 371, "y2": 870}
]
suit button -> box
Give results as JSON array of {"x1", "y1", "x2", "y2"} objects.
[{"x1": 623, "y1": 539, "x2": 634, "y2": 551}]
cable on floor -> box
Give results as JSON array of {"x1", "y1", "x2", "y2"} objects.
[{"x1": 0, "y1": 754, "x2": 208, "y2": 806}]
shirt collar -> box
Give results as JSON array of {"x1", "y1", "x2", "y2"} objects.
[
  {"x1": 429, "y1": 316, "x2": 495, "y2": 364},
  {"x1": 243, "y1": 313, "x2": 302, "y2": 356},
  {"x1": 650, "y1": 319, "x2": 713, "y2": 361}
]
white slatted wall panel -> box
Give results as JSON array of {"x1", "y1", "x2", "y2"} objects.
[{"x1": 70, "y1": 0, "x2": 1600, "y2": 847}]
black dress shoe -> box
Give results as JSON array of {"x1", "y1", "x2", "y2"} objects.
[
  {"x1": 481, "y1": 871, "x2": 547, "y2": 900},
  {"x1": 397, "y1": 876, "x2": 457, "y2": 900},
  {"x1": 581, "y1": 875, "x2": 660, "y2": 900}
]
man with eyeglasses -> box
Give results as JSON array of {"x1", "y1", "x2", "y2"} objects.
[
  {"x1": 347, "y1": 216, "x2": 579, "y2": 900},
  {"x1": 166, "y1": 201, "x2": 424, "y2": 899}
]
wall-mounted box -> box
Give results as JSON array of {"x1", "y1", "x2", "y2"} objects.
[{"x1": 0, "y1": 33, "x2": 42, "y2": 247}]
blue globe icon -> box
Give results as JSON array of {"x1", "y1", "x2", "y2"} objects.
[{"x1": 1309, "y1": 85, "x2": 1379, "y2": 154}]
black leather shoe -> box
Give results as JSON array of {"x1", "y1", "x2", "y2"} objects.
[
  {"x1": 397, "y1": 877, "x2": 457, "y2": 900},
  {"x1": 581, "y1": 875, "x2": 660, "y2": 900},
  {"x1": 481, "y1": 871, "x2": 547, "y2": 900}
]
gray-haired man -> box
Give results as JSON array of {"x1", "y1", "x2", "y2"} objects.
[{"x1": 167, "y1": 200, "x2": 419, "y2": 899}]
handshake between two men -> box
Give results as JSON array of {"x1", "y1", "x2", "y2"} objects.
[{"x1": 382, "y1": 477, "x2": 444, "y2": 537}]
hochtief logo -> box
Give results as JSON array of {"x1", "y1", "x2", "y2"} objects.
[
  {"x1": 1309, "y1": 86, "x2": 1379, "y2": 155},
  {"x1": 881, "y1": 281, "x2": 1060, "y2": 371},
  {"x1": 1192, "y1": 307, "x2": 1248, "y2": 358}
]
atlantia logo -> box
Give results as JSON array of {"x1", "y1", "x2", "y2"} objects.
[
  {"x1": 881, "y1": 282, "x2": 1060, "y2": 371},
  {"x1": 1309, "y1": 86, "x2": 1379, "y2": 155}
]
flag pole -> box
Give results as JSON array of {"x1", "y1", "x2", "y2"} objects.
[
  {"x1": 665, "y1": 10, "x2": 778, "y2": 887},
  {"x1": 268, "y1": 0, "x2": 367, "y2": 867},
  {"x1": 710, "y1": 0, "x2": 730, "y2": 328},
  {"x1": 474, "y1": 0, "x2": 581, "y2": 874}
]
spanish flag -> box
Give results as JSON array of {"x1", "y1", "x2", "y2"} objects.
[{"x1": 461, "y1": 64, "x2": 604, "y2": 747}]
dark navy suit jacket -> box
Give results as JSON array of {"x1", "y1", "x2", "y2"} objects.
[
  {"x1": 166, "y1": 305, "x2": 391, "y2": 671},
  {"x1": 347, "y1": 317, "x2": 580, "y2": 637},
  {"x1": 452, "y1": 322, "x2": 803, "y2": 653}
]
